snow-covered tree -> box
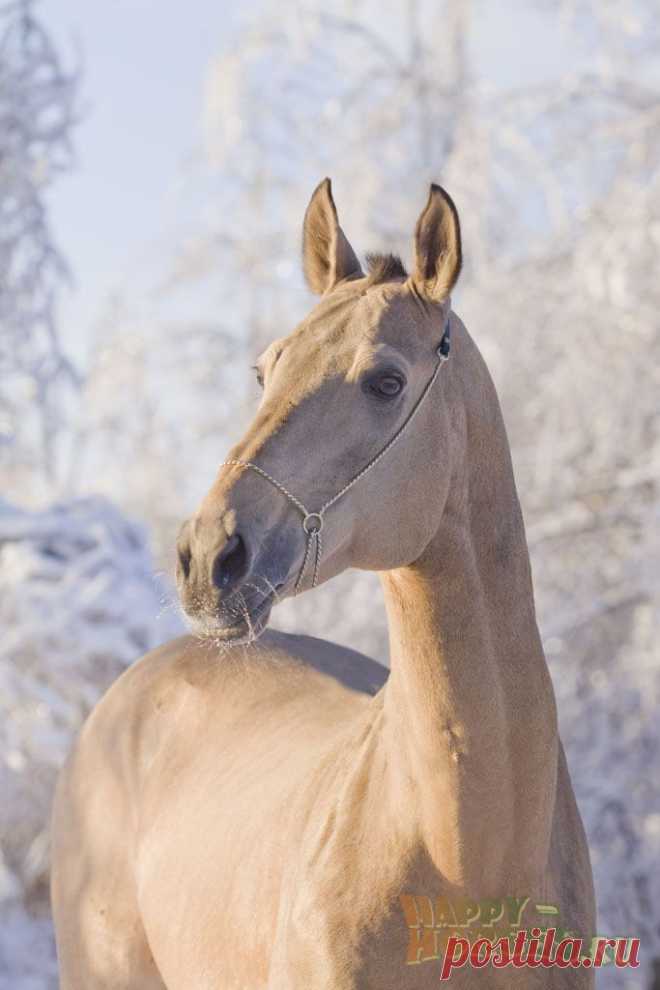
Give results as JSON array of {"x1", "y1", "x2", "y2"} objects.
[
  {"x1": 0, "y1": 0, "x2": 79, "y2": 498},
  {"x1": 69, "y1": 295, "x2": 245, "y2": 555}
]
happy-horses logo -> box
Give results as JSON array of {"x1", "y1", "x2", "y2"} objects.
[{"x1": 399, "y1": 894, "x2": 640, "y2": 979}]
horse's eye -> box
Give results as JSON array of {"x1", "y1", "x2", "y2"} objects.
[
  {"x1": 367, "y1": 373, "x2": 405, "y2": 399},
  {"x1": 252, "y1": 365, "x2": 264, "y2": 389}
]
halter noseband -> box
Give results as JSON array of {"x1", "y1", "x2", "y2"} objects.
[{"x1": 221, "y1": 318, "x2": 451, "y2": 594}]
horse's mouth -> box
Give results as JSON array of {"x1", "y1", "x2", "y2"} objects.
[{"x1": 197, "y1": 585, "x2": 278, "y2": 645}]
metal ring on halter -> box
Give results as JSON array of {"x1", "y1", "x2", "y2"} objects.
[{"x1": 302, "y1": 512, "x2": 323, "y2": 535}]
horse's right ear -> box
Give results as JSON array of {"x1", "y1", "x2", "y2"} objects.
[
  {"x1": 412, "y1": 184, "x2": 462, "y2": 302},
  {"x1": 302, "y1": 178, "x2": 363, "y2": 295}
]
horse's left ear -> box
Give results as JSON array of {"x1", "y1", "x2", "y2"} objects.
[
  {"x1": 413, "y1": 184, "x2": 462, "y2": 302},
  {"x1": 302, "y1": 178, "x2": 363, "y2": 295}
]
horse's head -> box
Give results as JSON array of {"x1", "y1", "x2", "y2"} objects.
[{"x1": 177, "y1": 179, "x2": 463, "y2": 641}]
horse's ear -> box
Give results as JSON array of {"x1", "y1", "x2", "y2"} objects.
[
  {"x1": 302, "y1": 178, "x2": 363, "y2": 295},
  {"x1": 413, "y1": 184, "x2": 462, "y2": 302}
]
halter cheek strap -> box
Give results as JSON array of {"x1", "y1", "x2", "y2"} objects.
[{"x1": 221, "y1": 319, "x2": 451, "y2": 594}]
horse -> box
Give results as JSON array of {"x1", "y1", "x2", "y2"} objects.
[{"x1": 52, "y1": 179, "x2": 595, "y2": 988}]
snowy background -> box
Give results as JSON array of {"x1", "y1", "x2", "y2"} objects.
[{"x1": 1, "y1": 0, "x2": 659, "y2": 986}]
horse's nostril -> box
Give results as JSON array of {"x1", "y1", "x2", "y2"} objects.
[
  {"x1": 212, "y1": 533, "x2": 248, "y2": 592},
  {"x1": 176, "y1": 524, "x2": 192, "y2": 581},
  {"x1": 178, "y1": 546, "x2": 191, "y2": 580}
]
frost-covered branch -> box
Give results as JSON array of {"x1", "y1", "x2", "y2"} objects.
[{"x1": 0, "y1": 0, "x2": 80, "y2": 493}]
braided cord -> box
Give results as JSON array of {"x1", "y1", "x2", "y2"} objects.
[
  {"x1": 221, "y1": 460, "x2": 308, "y2": 518},
  {"x1": 319, "y1": 352, "x2": 448, "y2": 515},
  {"x1": 220, "y1": 325, "x2": 450, "y2": 593},
  {"x1": 295, "y1": 528, "x2": 315, "y2": 593}
]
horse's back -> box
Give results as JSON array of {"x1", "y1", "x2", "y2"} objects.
[
  {"x1": 52, "y1": 630, "x2": 386, "y2": 988},
  {"x1": 261, "y1": 628, "x2": 388, "y2": 694}
]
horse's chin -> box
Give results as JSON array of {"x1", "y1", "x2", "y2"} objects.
[{"x1": 189, "y1": 594, "x2": 274, "y2": 647}]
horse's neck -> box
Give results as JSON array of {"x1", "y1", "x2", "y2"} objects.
[{"x1": 380, "y1": 351, "x2": 558, "y2": 895}]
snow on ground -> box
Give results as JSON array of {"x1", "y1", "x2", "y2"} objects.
[{"x1": 0, "y1": 496, "x2": 183, "y2": 988}]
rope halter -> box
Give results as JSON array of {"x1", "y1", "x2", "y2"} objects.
[{"x1": 221, "y1": 318, "x2": 451, "y2": 594}]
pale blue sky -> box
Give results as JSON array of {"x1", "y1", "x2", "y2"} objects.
[
  {"x1": 43, "y1": 1, "x2": 581, "y2": 362},
  {"x1": 43, "y1": 1, "x2": 241, "y2": 351}
]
